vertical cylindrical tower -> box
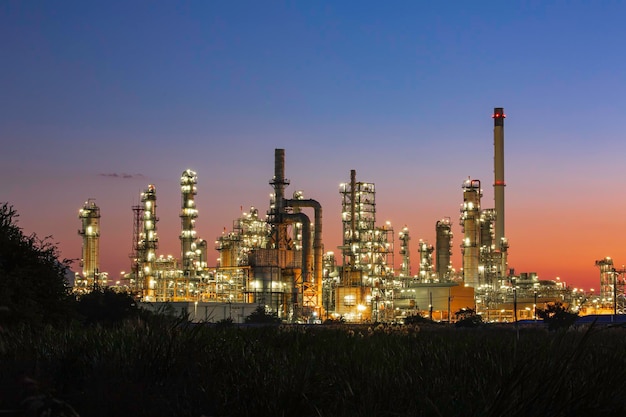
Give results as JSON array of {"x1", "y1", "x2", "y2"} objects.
[
  {"x1": 479, "y1": 209, "x2": 495, "y2": 250},
  {"x1": 398, "y1": 227, "x2": 411, "y2": 278},
  {"x1": 418, "y1": 240, "x2": 434, "y2": 282},
  {"x1": 196, "y1": 239, "x2": 208, "y2": 270},
  {"x1": 78, "y1": 199, "x2": 100, "y2": 287},
  {"x1": 460, "y1": 179, "x2": 482, "y2": 288},
  {"x1": 493, "y1": 107, "x2": 506, "y2": 245},
  {"x1": 291, "y1": 190, "x2": 304, "y2": 251},
  {"x1": 435, "y1": 218, "x2": 453, "y2": 282},
  {"x1": 596, "y1": 257, "x2": 615, "y2": 304},
  {"x1": 350, "y1": 169, "x2": 356, "y2": 244},
  {"x1": 180, "y1": 169, "x2": 198, "y2": 275},
  {"x1": 271, "y1": 149, "x2": 288, "y2": 215},
  {"x1": 269, "y1": 149, "x2": 290, "y2": 249},
  {"x1": 479, "y1": 209, "x2": 497, "y2": 288},
  {"x1": 141, "y1": 185, "x2": 158, "y2": 299}
]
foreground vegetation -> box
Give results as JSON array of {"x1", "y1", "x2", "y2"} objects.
[
  {"x1": 2, "y1": 203, "x2": 624, "y2": 416},
  {"x1": 2, "y1": 319, "x2": 626, "y2": 417}
]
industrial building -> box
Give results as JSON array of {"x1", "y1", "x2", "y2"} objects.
[{"x1": 75, "y1": 107, "x2": 618, "y2": 322}]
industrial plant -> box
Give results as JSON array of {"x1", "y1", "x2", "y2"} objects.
[{"x1": 74, "y1": 108, "x2": 624, "y2": 323}]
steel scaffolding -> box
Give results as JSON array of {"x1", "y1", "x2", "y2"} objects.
[{"x1": 338, "y1": 170, "x2": 394, "y2": 322}]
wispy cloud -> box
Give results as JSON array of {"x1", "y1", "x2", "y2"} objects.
[{"x1": 99, "y1": 173, "x2": 145, "y2": 179}]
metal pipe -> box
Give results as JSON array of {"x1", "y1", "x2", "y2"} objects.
[
  {"x1": 282, "y1": 212, "x2": 311, "y2": 312},
  {"x1": 285, "y1": 198, "x2": 323, "y2": 308}
]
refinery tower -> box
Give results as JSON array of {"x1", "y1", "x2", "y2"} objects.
[
  {"x1": 76, "y1": 199, "x2": 104, "y2": 291},
  {"x1": 460, "y1": 108, "x2": 509, "y2": 289}
]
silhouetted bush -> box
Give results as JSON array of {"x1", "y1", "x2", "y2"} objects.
[
  {"x1": 76, "y1": 288, "x2": 139, "y2": 325},
  {"x1": 0, "y1": 203, "x2": 74, "y2": 326},
  {"x1": 455, "y1": 307, "x2": 483, "y2": 328},
  {"x1": 537, "y1": 301, "x2": 579, "y2": 331},
  {"x1": 215, "y1": 317, "x2": 235, "y2": 328},
  {"x1": 404, "y1": 313, "x2": 433, "y2": 325}
]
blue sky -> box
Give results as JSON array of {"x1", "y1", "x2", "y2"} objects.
[{"x1": 2, "y1": 1, "x2": 625, "y2": 289}]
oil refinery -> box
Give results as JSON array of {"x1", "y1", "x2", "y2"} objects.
[{"x1": 74, "y1": 108, "x2": 625, "y2": 323}]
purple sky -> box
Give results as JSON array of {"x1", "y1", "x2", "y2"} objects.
[{"x1": 2, "y1": 1, "x2": 626, "y2": 290}]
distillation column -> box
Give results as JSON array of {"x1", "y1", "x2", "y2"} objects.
[
  {"x1": 460, "y1": 179, "x2": 482, "y2": 288},
  {"x1": 418, "y1": 240, "x2": 434, "y2": 282},
  {"x1": 342, "y1": 170, "x2": 359, "y2": 267},
  {"x1": 180, "y1": 169, "x2": 199, "y2": 276},
  {"x1": 479, "y1": 209, "x2": 496, "y2": 288},
  {"x1": 78, "y1": 199, "x2": 101, "y2": 288},
  {"x1": 399, "y1": 227, "x2": 411, "y2": 278},
  {"x1": 141, "y1": 185, "x2": 158, "y2": 300},
  {"x1": 596, "y1": 257, "x2": 616, "y2": 310},
  {"x1": 435, "y1": 218, "x2": 453, "y2": 282}
]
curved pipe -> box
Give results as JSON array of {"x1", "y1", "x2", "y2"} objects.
[
  {"x1": 285, "y1": 199, "x2": 323, "y2": 305},
  {"x1": 282, "y1": 212, "x2": 311, "y2": 310}
]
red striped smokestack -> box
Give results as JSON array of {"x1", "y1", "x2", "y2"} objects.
[{"x1": 493, "y1": 107, "x2": 505, "y2": 245}]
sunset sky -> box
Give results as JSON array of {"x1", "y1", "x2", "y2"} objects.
[{"x1": 2, "y1": 1, "x2": 625, "y2": 291}]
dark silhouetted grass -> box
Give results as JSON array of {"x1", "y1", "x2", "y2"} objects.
[{"x1": 1, "y1": 319, "x2": 625, "y2": 417}]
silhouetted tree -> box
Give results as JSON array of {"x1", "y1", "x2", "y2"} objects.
[
  {"x1": 245, "y1": 305, "x2": 281, "y2": 324},
  {"x1": 454, "y1": 307, "x2": 483, "y2": 328},
  {"x1": 537, "y1": 301, "x2": 579, "y2": 331},
  {"x1": 0, "y1": 203, "x2": 74, "y2": 326}
]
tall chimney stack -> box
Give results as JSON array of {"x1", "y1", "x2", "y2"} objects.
[{"x1": 493, "y1": 107, "x2": 505, "y2": 245}]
